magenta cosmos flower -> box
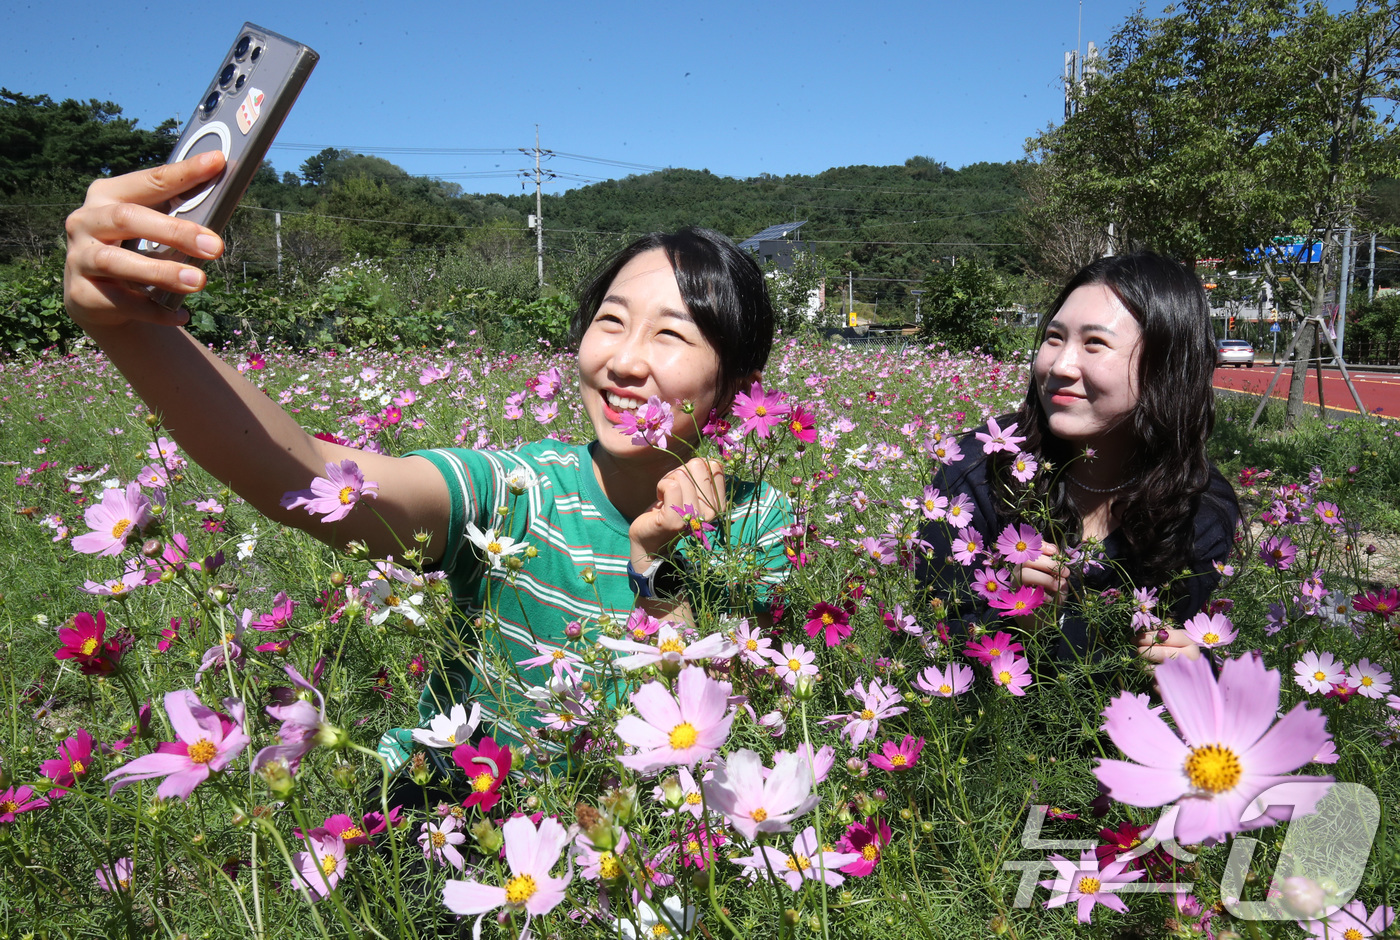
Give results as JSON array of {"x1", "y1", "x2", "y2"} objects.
[
  {"x1": 988, "y1": 585, "x2": 1047, "y2": 617},
  {"x1": 615, "y1": 667, "x2": 735, "y2": 774},
  {"x1": 104, "y1": 690, "x2": 249, "y2": 800},
  {"x1": 442, "y1": 814, "x2": 572, "y2": 938},
  {"x1": 280, "y1": 459, "x2": 379, "y2": 524},
  {"x1": 40, "y1": 729, "x2": 96, "y2": 797},
  {"x1": 0, "y1": 785, "x2": 49, "y2": 822},
  {"x1": 452, "y1": 736, "x2": 513, "y2": 812},
  {"x1": 869, "y1": 735, "x2": 924, "y2": 773},
  {"x1": 837, "y1": 817, "x2": 892, "y2": 877},
  {"x1": 704, "y1": 748, "x2": 821, "y2": 840},
  {"x1": 803, "y1": 602, "x2": 852, "y2": 647},
  {"x1": 1095, "y1": 654, "x2": 1333, "y2": 845},
  {"x1": 71, "y1": 481, "x2": 151, "y2": 556},
  {"x1": 1260, "y1": 535, "x2": 1298, "y2": 570},
  {"x1": 613, "y1": 395, "x2": 675, "y2": 449},
  {"x1": 731, "y1": 380, "x2": 792, "y2": 438},
  {"x1": 974, "y1": 416, "x2": 1026, "y2": 455},
  {"x1": 54, "y1": 611, "x2": 124, "y2": 676}
]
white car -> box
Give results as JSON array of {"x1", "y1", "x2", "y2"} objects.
[{"x1": 1216, "y1": 339, "x2": 1255, "y2": 367}]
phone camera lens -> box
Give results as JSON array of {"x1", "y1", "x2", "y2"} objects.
[
  {"x1": 234, "y1": 35, "x2": 251, "y2": 59},
  {"x1": 250, "y1": 45, "x2": 262, "y2": 61},
  {"x1": 234, "y1": 74, "x2": 246, "y2": 90},
  {"x1": 219, "y1": 63, "x2": 236, "y2": 86},
  {"x1": 203, "y1": 91, "x2": 220, "y2": 114}
]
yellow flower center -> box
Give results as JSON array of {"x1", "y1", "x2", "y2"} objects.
[
  {"x1": 1184, "y1": 743, "x2": 1242, "y2": 793},
  {"x1": 80, "y1": 637, "x2": 100, "y2": 656},
  {"x1": 1202, "y1": 632, "x2": 1220, "y2": 644},
  {"x1": 745, "y1": 638, "x2": 759, "y2": 651},
  {"x1": 446, "y1": 734, "x2": 456, "y2": 744},
  {"x1": 1078, "y1": 876, "x2": 1101, "y2": 895},
  {"x1": 551, "y1": 649, "x2": 566, "y2": 660},
  {"x1": 686, "y1": 839, "x2": 702, "y2": 854},
  {"x1": 1016, "y1": 460, "x2": 1027, "y2": 472},
  {"x1": 862, "y1": 845, "x2": 878, "y2": 861},
  {"x1": 70, "y1": 760, "x2": 86, "y2": 775},
  {"x1": 1012, "y1": 600, "x2": 1028, "y2": 611},
  {"x1": 658, "y1": 638, "x2": 686, "y2": 655},
  {"x1": 430, "y1": 830, "x2": 446, "y2": 848},
  {"x1": 0, "y1": 800, "x2": 17, "y2": 814},
  {"x1": 386, "y1": 594, "x2": 401, "y2": 607},
  {"x1": 487, "y1": 541, "x2": 502, "y2": 554},
  {"x1": 891, "y1": 754, "x2": 907, "y2": 767},
  {"x1": 598, "y1": 853, "x2": 621, "y2": 880},
  {"x1": 935, "y1": 447, "x2": 948, "y2": 459},
  {"x1": 321, "y1": 854, "x2": 338, "y2": 877},
  {"x1": 1314, "y1": 670, "x2": 1327, "y2": 682},
  {"x1": 785, "y1": 854, "x2": 811, "y2": 872},
  {"x1": 685, "y1": 792, "x2": 703, "y2": 805},
  {"x1": 751, "y1": 807, "x2": 768, "y2": 823},
  {"x1": 787, "y1": 659, "x2": 802, "y2": 672},
  {"x1": 689, "y1": 518, "x2": 703, "y2": 533},
  {"x1": 938, "y1": 684, "x2": 952, "y2": 694},
  {"x1": 821, "y1": 613, "x2": 835, "y2": 626},
  {"x1": 669, "y1": 722, "x2": 698, "y2": 749},
  {"x1": 188, "y1": 740, "x2": 218, "y2": 764},
  {"x1": 1361, "y1": 675, "x2": 1374, "y2": 687},
  {"x1": 338, "y1": 486, "x2": 354, "y2": 505},
  {"x1": 556, "y1": 713, "x2": 575, "y2": 725},
  {"x1": 341, "y1": 826, "x2": 363, "y2": 840},
  {"x1": 1344, "y1": 929, "x2": 1364, "y2": 940},
  {"x1": 651, "y1": 924, "x2": 671, "y2": 938},
  {"x1": 504, "y1": 874, "x2": 537, "y2": 906},
  {"x1": 998, "y1": 670, "x2": 1013, "y2": 684},
  {"x1": 1015, "y1": 540, "x2": 1028, "y2": 552},
  {"x1": 472, "y1": 772, "x2": 494, "y2": 793},
  {"x1": 987, "y1": 647, "x2": 1002, "y2": 656},
  {"x1": 860, "y1": 709, "x2": 875, "y2": 721},
  {"x1": 754, "y1": 405, "x2": 768, "y2": 417},
  {"x1": 111, "y1": 518, "x2": 132, "y2": 539}
]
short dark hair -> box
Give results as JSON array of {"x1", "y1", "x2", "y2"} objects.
[
  {"x1": 568, "y1": 227, "x2": 775, "y2": 413},
  {"x1": 999, "y1": 251, "x2": 1227, "y2": 586}
]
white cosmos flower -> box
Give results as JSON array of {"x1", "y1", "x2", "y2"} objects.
[
  {"x1": 599, "y1": 622, "x2": 737, "y2": 670},
  {"x1": 367, "y1": 578, "x2": 426, "y2": 626},
  {"x1": 504, "y1": 466, "x2": 540, "y2": 496},
  {"x1": 618, "y1": 896, "x2": 696, "y2": 938},
  {"x1": 412, "y1": 702, "x2": 482, "y2": 749},
  {"x1": 465, "y1": 522, "x2": 525, "y2": 569},
  {"x1": 237, "y1": 525, "x2": 259, "y2": 560}
]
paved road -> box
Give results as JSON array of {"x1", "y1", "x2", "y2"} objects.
[{"x1": 1213, "y1": 364, "x2": 1400, "y2": 420}]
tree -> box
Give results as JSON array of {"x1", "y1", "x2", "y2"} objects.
[
  {"x1": 916, "y1": 259, "x2": 1016, "y2": 354},
  {"x1": 1026, "y1": 0, "x2": 1400, "y2": 422}
]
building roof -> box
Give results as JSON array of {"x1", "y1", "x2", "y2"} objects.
[{"x1": 738, "y1": 221, "x2": 808, "y2": 251}]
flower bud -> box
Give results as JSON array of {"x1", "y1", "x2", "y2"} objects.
[
  {"x1": 256, "y1": 758, "x2": 296, "y2": 799},
  {"x1": 600, "y1": 785, "x2": 639, "y2": 826},
  {"x1": 564, "y1": 620, "x2": 583, "y2": 640},
  {"x1": 144, "y1": 412, "x2": 161, "y2": 428},
  {"x1": 471, "y1": 818, "x2": 504, "y2": 854},
  {"x1": 793, "y1": 673, "x2": 818, "y2": 700},
  {"x1": 331, "y1": 761, "x2": 356, "y2": 790},
  {"x1": 523, "y1": 544, "x2": 539, "y2": 559},
  {"x1": 659, "y1": 775, "x2": 685, "y2": 809},
  {"x1": 414, "y1": 529, "x2": 432, "y2": 544},
  {"x1": 141, "y1": 538, "x2": 163, "y2": 558},
  {"x1": 345, "y1": 540, "x2": 371, "y2": 561},
  {"x1": 504, "y1": 555, "x2": 524, "y2": 573},
  {"x1": 315, "y1": 722, "x2": 351, "y2": 751},
  {"x1": 782, "y1": 910, "x2": 801, "y2": 927},
  {"x1": 329, "y1": 571, "x2": 346, "y2": 587},
  {"x1": 1280, "y1": 876, "x2": 1326, "y2": 919},
  {"x1": 407, "y1": 752, "x2": 434, "y2": 787},
  {"x1": 580, "y1": 566, "x2": 596, "y2": 585}
]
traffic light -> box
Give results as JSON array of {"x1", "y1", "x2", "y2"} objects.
[{"x1": 1228, "y1": 315, "x2": 1236, "y2": 332}]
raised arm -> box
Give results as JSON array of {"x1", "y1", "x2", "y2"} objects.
[{"x1": 63, "y1": 152, "x2": 450, "y2": 561}]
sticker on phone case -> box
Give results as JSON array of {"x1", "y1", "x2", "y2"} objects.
[{"x1": 236, "y1": 88, "x2": 265, "y2": 134}]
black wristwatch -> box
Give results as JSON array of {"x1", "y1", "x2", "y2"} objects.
[{"x1": 627, "y1": 555, "x2": 687, "y2": 599}]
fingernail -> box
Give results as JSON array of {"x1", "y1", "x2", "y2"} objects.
[
  {"x1": 195, "y1": 234, "x2": 220, "y2": 256},
  {"x1": 178, "y1": 268, "x2": 202, "y2": 287}
]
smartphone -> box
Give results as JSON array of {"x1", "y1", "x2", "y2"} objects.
[{"x1": 128, "y1": 23, "x2": 318, "y2": 309}]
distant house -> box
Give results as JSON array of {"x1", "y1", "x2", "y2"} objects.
[{"x1": 739, "y1": 221, "x2": 809, "y2": 271}]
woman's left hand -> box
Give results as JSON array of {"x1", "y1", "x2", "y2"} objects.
[
  {"x1": 628, "y1": 457, "x2": 725, "y2": 566},
  {"x1": 1135, "y1": 627, "x2": 1202, "y2": 665}
]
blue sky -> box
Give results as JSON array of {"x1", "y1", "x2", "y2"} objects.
[{"x1": 7, "y1": 0, "x2": 1160, "y2": 195}]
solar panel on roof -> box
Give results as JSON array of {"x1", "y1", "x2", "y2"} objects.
[{"x1": 738, "y1": 220, "x2": 808, "y2": 251}]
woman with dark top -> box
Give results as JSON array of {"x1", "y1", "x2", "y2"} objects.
[{"x1": 915, "y1": 251, "x2": 1240, "y2": 665}]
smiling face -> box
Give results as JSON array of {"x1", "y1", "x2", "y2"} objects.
[
  {"x1": 1033, "y1": 283, "x2": 1144, "y2": 452},
  {"x1": 577, "y1": 248, "x2": 723, "y2": 462}
]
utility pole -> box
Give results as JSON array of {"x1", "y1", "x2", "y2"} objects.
[
  {"x1": 1337, "y1": 226, "x2": 1353, "y2": 357},
  {"x1": 274, "y1": 211, "x2": 283, "y2": 280},
  {"x1": 520, "y1": 126, "x2": 553, "y2": 288},
  {"x1": 1369, "y1": 232, "x2": 1376, "y2": 303}
]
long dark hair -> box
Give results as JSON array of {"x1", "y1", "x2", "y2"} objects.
[
  {"x1": 994, "y1": 251, "x2": 1221, "y2": 589},
  {"x1": 568, "y1": 227, "x2": 775, "y2": 414}
]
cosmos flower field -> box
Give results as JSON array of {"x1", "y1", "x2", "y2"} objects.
[{"x1": 0, "y1": 334, "x2": 1396, "y2": 939}]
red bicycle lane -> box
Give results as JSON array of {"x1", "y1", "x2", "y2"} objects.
[{"x1": 1212, "y1": 364, "x2": 1400, "y2": 421}]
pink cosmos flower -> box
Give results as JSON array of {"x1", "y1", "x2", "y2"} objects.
[
  {"x1": 531, "y1": 401, "x2": 558, "y2": 424},
  {"x1": 600, "y1": 622, "x2": 736, "y2": 671},
  {"x1": 803, "y1": 602, "x2": 852, "y2": 648},
  {"x1": 527, "y1": 366, "x2": 564, "y2": 400},
  {"x1": 987, "y1": 585, "x2": 1047, "y2": 616},
  {"x1": 1295, "y1": 651, "x2": 1347, "y2": 694},
  {"x1": 1260, "y1": 535, "x2": 1298, "y2": 570},
  {"x1": 420, "y1": 816, "x2": 468, "y2": 869},
  {"x1": 1183, "y1": 611, "x2": 1238, "y2": 649},
  {"x1": 971, "y1": 566, "x2": 1011, "y2": 601},
  {"x1": 837, "y1": 817, "x2": 892, "y2": 877},
  {"x1": 880, "y1": 602, "x2": 921, "y2": 636},
  {"x1": 452, "y1": 736, "x2": 513, "y2": 812},
  {"x1": 830, "y1": 679, "x2": 907, "y2": 749},
  {"x1": 928, "y1": 435, "x2": 963, "y2": 465},
  {"x1": 673, "y1": 503, "x2": 716, "y2": 549},
  {"x1": 104, "y1": 690, "x2": 249, "y2": 800},
  {"x1": 615, "y1": 667, "x2": 735, "y2": 773},
  {"x1": 1312, "y1": 501, "x2": 1343, "y2": 527},
  {"x1": 868, "y1": 735, "x2": 923, "y2": 773},
  {"x1": 292, "y1": 830, "x2": 346, "y2": 901},
  {"x1": 704, "y1": 748, "x2": 821, "y2": 840},
  {"x1": 919, "y1": 485, "x2": 949, "y2": 520},
  {"x1": 786, "y1": 405, "x2": 818, "y2": 443},
  {"x1": 733, "y1": 825, "x2": 859, "y2": 890},
  {"x1": 1129, "y1": 587, "x2": 1161, "y2": 631},
  {"x1": 622, "y1": 607, "x2": 663, "y2": 642},
  {"x1": 1039, "y1": 849, "x2": 1143, "y2": 923},
  {"x1": 250, "y1": 591, "x2": 298, "y2": 631},
  {"x1": 1353, "y1": 588, "x2": 1399, "y2": 620},
  {"x1": 944, "y1": 493, "x2": 974, "y2": 526},
  {"x1": 71, "y1": 481, "x2": 151, "y2": 556},
  {"x1": 770, "y1": 742, "x2": 836, "y2": 785},
  {"x1": 40, "y1": 729, "x2": 96, "y2": 797},
  {"x1": 951, "y1": 527, "x2": 984, "y2": 566},
  {"x1": 769, "y1": 642, "x2": 818, "y2": 687},
  {"x1": 1095, "y1": 654, "x2": 1333, "y2": 844},
  {"x1": 964, "y1": 631, "x2": 1025, "y2": 665},
  {"x1": 995, "y1": 523, "x2": 1044, "y2": 565},
  {"x1": 0, "y1": 785, "x2": 49, "y2": 822},
  {"x1": 95, "y1": 857, "x2": 134, "y2": 893},
  {"x1": 252, "y1": 664, "x2": 338, "y2": 776},
  {"x1": 1303, "y1": 900, "x2": 1395, "y2": 939},
  {"x1": 1010, "y1": 451, "x2": 1039, "y2": 483},
  {"x1": 613, "y1": 395, "x2": 675, "y2": 448},
  {"x1": 975, "y1": 417, "x2": 1027, "y2": 455},
  {"x1": 731, "y1": 380, "x2": 792, "y2": 438},
  {"x1": 732, "y1": 619, "x2": 774, "y2": 668},
  {"x1": 914, "y1": 662, "x2": 975, "y2": 697},
  {"x1": 280, "y1": 460, "x2": 379, "y2": 524},
  {"x1": 1347, "y1": 659, "x2": 1392, "y2": 699},
  {"x1": 54, "y1": 611, "x2": 123, "y2": 676},
  {"x1": 516, "y1": 642, "x2": 585, "y2": 682},
  {"x1": 442, "y1": 815, "x2": 572, "y2": 937},
  {"x1": 990, "y1": 652, "x2": 1033, "y2": 696}
]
